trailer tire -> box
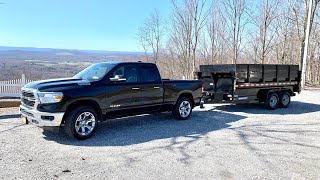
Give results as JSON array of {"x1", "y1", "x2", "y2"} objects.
[
  {"x1": 64, "y1": 106, "x2": 98, "y2": 140},
  {"x1": 172, "y1": 96, "x2": 192, "y2": 120},
  {"x1": 265, "y1": 92, "x2": 279, "y2": 110},
  {"x1": 278, "y1": 91, "x2": 291, "y2": 108}
]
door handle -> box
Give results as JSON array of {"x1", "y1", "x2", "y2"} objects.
[
  {"x1": 132, "y1": 87, "x2": 140, "y2": 90},
  {"x1": 154, "y1": 87, "x2": 160, "y2": 89}
]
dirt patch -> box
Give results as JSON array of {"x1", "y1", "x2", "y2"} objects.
[{"x1": 0, "y1": 99, "x2": 20, "y2": 108}]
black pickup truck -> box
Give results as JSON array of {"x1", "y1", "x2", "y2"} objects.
[{"x1": 20, "y1": 62, "x2": 202, "y2": 139}]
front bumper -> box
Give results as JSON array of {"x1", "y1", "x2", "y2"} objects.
[{"x1": 19, "y1": 105, "x2": 64, "y2": 127}]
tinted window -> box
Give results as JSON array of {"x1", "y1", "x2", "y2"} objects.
[
  {"x1": 139, "y1": 65, "x2": 161, "y2": 83},
  {"x1": 112, "y1": 64, "x2": 138, "y2": 83}
]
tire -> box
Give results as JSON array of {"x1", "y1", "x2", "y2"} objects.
[
  {"x1": 172, "y1": 96, "x2": 193, "y2": 120},
  {"x1": 278, "y1": 91, "x2": 291, "y2": 108},
  {"x1": 64, "y1": 106, "x2": 99, "y2": 140},
  {"x1": 265, "y1": 92, "x2": 279, "y2": 110}
]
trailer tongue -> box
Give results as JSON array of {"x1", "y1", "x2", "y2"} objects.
[{"x1": 197, "y1": 64, "x2": 301, "y2": 110}]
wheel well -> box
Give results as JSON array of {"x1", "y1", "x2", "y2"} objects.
[
  {"x1": 178, "y1": 93, "x2": 195, "y2": 107},
  {"x1": 62, "y1": 100, "x2": 103, "y2": 124}
]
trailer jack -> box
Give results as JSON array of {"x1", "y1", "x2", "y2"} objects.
[{"x1": 200, "y1": 99, "x2": 205, "y2": 109}]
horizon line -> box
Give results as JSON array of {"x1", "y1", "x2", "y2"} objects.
[{"x1": 0, "y1": 45, "x2": 145, "y2": 54}]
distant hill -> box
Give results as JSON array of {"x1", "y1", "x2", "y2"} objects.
[
  {"x1": 0, "y1": 46, "x2": 145, "y2": 62},
  {"x1": 0, "y1": 46, "x2": 144, "y2": 55}
]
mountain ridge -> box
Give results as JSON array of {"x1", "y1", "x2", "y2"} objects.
[
  {"x1": 0, "y1": 46, "x2": 144, "y2": 55},
  {"x1": 0, "y1": 46, "x2": 145, "y2": 62}
]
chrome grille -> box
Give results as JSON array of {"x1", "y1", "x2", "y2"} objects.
[
  {"x1": 21, "y1": 91, "x2": 34, "y2": 98},
  {"x1": 21, "y1": 89, "x2": 36, "y2": 108},
  {"x1": 20, "y1": 108, "x2": 34, "y2": 117}
]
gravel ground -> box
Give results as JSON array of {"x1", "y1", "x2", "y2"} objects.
[{"x1": 0, "y1": 90, "x2": 320, "y2": 180}]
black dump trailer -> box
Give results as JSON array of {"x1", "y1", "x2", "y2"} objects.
[{"x1": 197, "y1": 64, "x2": 301, "y2": 109}]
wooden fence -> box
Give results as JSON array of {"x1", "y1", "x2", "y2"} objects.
[{"x1": 0, "y1": 74, "x2": 33, "y2": 98}]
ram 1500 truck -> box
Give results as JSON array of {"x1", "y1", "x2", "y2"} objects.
[{"x1": 20, "y1": 62, "x2": 202, "y2": 139}]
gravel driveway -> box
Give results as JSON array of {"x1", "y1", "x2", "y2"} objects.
[{"x1": 0, "y1": 90, "x2": 320, "y2": 179}]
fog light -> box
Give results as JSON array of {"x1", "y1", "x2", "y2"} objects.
[{"x1": 41, "y1": 116, "x2": 54, "y2": 121}]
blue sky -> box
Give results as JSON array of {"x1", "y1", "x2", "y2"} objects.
[{"x1": 0, "y1": 0, "x2": 172, "y2": 52}]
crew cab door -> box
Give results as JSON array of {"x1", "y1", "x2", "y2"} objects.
[
  {"x1": 106, "y1": 64, "x2": 140, "y2": 117},
  {"x1": 136, "y1": 64, "x2": 163, "y2": 110}
]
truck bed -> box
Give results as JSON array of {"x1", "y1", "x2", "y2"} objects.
[{"x1": 162, "y1": 79, "x2": 203, "y2": 105}]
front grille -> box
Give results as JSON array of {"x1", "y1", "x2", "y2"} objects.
[
  {"x1": 21, "y1": 91, "x2": 34, "y2": 98},
  {"x1": 20, "y1": 108, "x2": 34, "y2": 117},
  {"x1": 21, "y1": 90, "x2": 36, "y2": 108},
  {"x1": 21, "y1": 98, "x2": 35, "y2": 107}
]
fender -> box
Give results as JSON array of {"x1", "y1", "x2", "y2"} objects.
[{"x1": 174, "y1": 90, "x2": 194, "y2": 104}]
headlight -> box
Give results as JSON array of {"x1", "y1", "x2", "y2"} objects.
[{"x1": 37, "y1": 92, "x2": 63, "y2": 104}]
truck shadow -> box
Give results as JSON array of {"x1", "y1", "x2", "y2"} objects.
[
  {"x1": 215, "y1": 101, "x2": 320, "y2": 115},
  {"x1": 0, "y1": 114, "x2": 20, "y2": 120},
  {"x1": 42, "y1": 109, "x2": 246, "y2": 146}
]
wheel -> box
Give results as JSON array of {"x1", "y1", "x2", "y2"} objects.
[
  {"x1": 278, "y1": 91, "x2": 291, "y2": 108},
  {"x1": 265, "y1": 92, "x2": 279, "y2": 110},
  {"x1": 172, "y1": 96, "x2": 192, "y2": 120},
  {"x1": 64, "y1": 106, "x2": 98, "y2": 140}
]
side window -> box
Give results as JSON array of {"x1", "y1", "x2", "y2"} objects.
[
  {"x1": 139, "y1": 65, "x2": 161, "y2": 83},
  {"x1": 112, "y1": 65, "x2": 138, "y2": 83}
]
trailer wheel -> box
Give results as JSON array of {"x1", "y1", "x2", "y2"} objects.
[
  {"x1": 173, "y1": 96, "x2": 192, "y2": 120},
  {"x1": 278, "y1": 91, "x2": 291, "y2": 108},
  {"x1": 265, "y1": 92, "x2": 279, "y2": 110}
]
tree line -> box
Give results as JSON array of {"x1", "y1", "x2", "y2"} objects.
[{"x1": 137, "y1": 0, "x2": 320, "y2": 85}]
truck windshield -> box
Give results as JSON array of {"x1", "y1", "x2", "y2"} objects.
[{"x1": 74, "y1": 63, "x2": 116, "y2": 81}]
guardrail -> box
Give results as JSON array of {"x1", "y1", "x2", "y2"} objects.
[{"x1": 0, "y1": 74, "x2": 33, "y2": 98}]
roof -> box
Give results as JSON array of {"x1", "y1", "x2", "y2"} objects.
[{"x1": 96, "y1": 61, "x2": 155, "y2": 66}]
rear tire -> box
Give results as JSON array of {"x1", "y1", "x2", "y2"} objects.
[
  {"x1": 265, "y1": 92, "x2": 279, "y2": 110},
  {"x1": 64, "y1": 106, "x2": 98, "y2": 140},
  {"x1": 172, "y1": 96, "x2": 193, "y2": 120},
  {"x1": 278, "y1": 91, "x2": 291, "y2": 108}
]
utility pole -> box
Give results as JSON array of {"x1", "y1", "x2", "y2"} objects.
[{"x1": 301, "y1": 0, "x2": 314, "y2": 89}]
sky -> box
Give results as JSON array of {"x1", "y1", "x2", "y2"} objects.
[{"x1": 0, "y1": 0, "x2": 172, "y2": 52}]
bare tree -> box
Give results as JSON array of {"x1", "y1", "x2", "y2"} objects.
[
  {"x1": 137, "y1": 27, "x2": 151, "y2": 61},
  {"x1": 274, "y1": 8, "x2": 291, "y2": 64},
  {"x1": 223, "y1": 0, "x2": 249, "y2": 64},
  {"x1": 290, "y1": 1, "x2": 319, "y2": 64},
  {"x1": 170, "y1": 0, "x2": 209, "y2": 78},
  {"x1": 137, "y1": 9, "x2": 164, "y2": 64},
  {"x1": 136, "y1": 0, "x2": 320, "y2": 86},
  {"x1": 257, "y1": 0, "x2": 280, "y2": 64},
  {"x1": 200, "y1": 0, "x2": 227, "y2": 64},
  {"x1": 306, "y1": 4, "x2": 320, "y2": 85},
  {"x1": 288, "y1": 0, "x2": 320, "y2": 85}
]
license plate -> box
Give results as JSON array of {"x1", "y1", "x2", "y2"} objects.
[{"x1": 22, "y1": 116, "x2": 28, "y2": 124}]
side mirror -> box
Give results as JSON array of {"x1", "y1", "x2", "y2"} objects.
[{"x1": 110, "y1": 75, "x2": 126, "y2": 82}]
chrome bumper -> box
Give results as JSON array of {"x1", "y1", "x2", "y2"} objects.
[{"x1": 19, "y1": 105, "x2": 64, "y2": 127}]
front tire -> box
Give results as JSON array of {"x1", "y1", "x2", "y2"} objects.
[
  {"x1": 64, "y1": 106, "x2": 98, "y2": 140},
  {"x1": 265, "y1": 92, "x2": 279, "y2": 110},
  {"x1": 172, "y1": 96, "x2": 193, "y2": 120}
]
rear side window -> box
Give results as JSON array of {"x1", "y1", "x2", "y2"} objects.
[{"x1": 139, "y1": 64, "x2": 161, "y2": 83}]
